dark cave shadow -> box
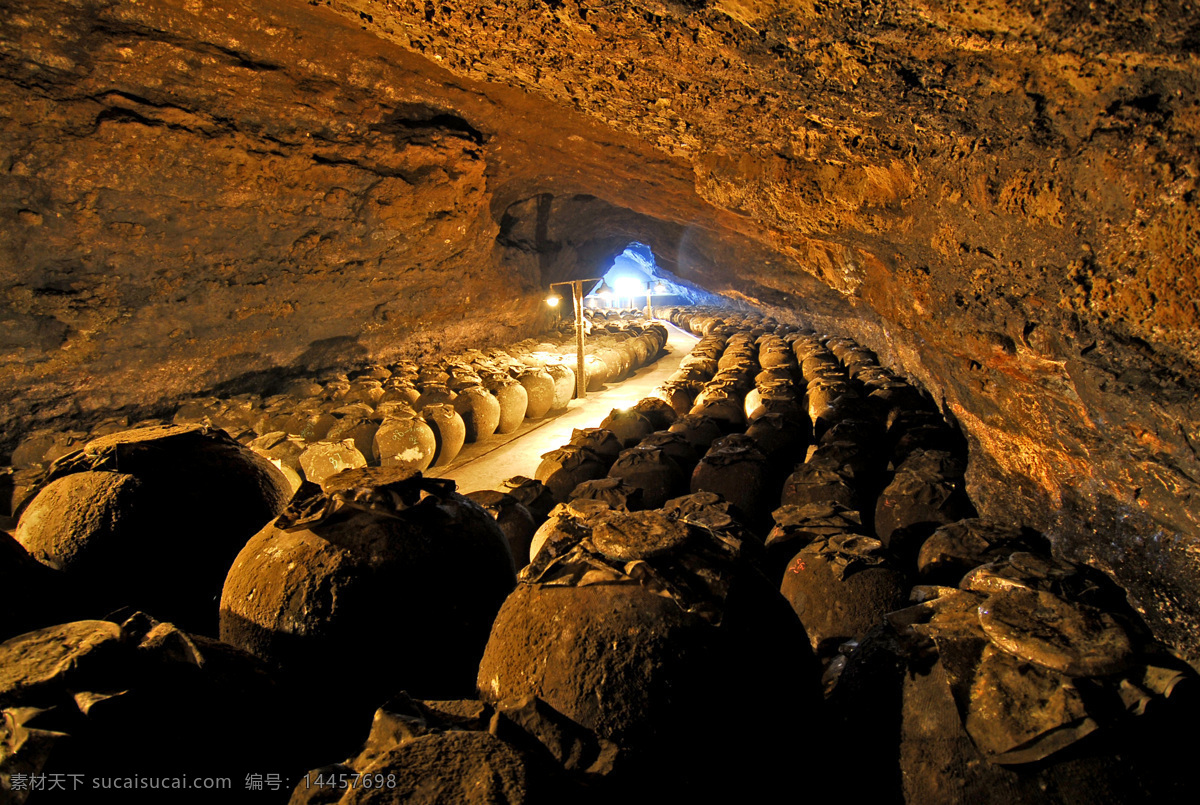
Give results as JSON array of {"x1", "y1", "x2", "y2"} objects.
[
  {"x1": 204, "y1": 336, "x2": 370, "y2": 398},
  {"x1": 290, "y1": 336, "x2": 369, "y2": 373}
]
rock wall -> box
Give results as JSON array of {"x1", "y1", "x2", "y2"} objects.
[
  {"x1": 323, "y1": 0, "x2": 1200, "y2": 662},
  {"x1": 0, "y1": 0, "x2": 791, "y2": 431},
  {"x1": 2, "y1": 0, "x2": 1199, "y2": 662}
]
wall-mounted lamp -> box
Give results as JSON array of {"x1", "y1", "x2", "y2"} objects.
[
  {"x1": 646, "y1": 281, "x2": 670, "y2": 320},
  {"x1": 545, "y1": 291, "x2": 562, "y2": 307}
]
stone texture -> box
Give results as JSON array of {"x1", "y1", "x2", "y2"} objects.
[
  {"x1": 0, "y1": 613, "x2": 304, "y2": 801},
  {"x1": 15, "y1": 425, "x2": 290, "y2": 635},
  {"x1": 2, "y1": 0, "x2": 1200, "y2": 666}
]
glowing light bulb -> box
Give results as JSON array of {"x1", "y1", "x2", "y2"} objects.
[{"x1": 614, "y1": 277, "x2": 644, "y2": 297}]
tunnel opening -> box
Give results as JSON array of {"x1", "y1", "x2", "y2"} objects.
[
  {"x1": 584, "y1": 241, "x2": 739, "y2": 311},
  {"x1": 585, "y1": 242, "x2": 680, "y2": 310}
]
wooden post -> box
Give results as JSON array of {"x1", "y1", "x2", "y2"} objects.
[{"x1": 573, "y1": 280, "x2": 587, "y2": 399}]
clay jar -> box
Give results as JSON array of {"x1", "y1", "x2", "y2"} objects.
[
  {"x1": 755, "y1": 366, "x2": 798, "y2": 386},
  {"x1": 324, "y1": 413, "x2": 379, "y2": 461},
  {"x1": 420, "y1": 404, "x2": 467, "y2": 467},
  {"x1": 526, "y1": 498, "x2": 614, "y2": 563},
  {"x1": 485, "y1": 376, "x2": 529, "y2": 434},
  {"x1": 875, "y1": 449, "x2": 973, "y2": 558},
  {"x1": 717, "y1": 350, "x2": 756, "y2": 374},
  {"x1": 16, "y1": 425, "x2": 291, "y2": 635},
  {"x1": 828, "y1": 574, "x2": 1187, "y2": 805},
  {"x1": 600, "y1": 408, "x2": 656, "y2": 448},
  {"x1": 691, "y1": 437, "x2": 776, "y2": 534},
  {"x1": 891, "y1": 421, "x2": 962, "y2": 464},
  {"x1": 0, "y1": 615, "x2": 302, "y2": 789},
  {"x1": 745, "y1": 411, "x2": 810, "y2": 475},
  {"x1": 374, "y1": 411, "x2": 438, "y2": 472},
  {"x1": 662, "y1": 490, "x2": 750, "y2": 539},
  {"x1": 615, "y1": 342, "x2": 640, "y2": 374},
  {"x1": 781, "y1": 461, "x2": 862, "y2": 512},
  {"x1": 453, "y1": 386, "x2": 502, "y2": 442},
  {"x1": 446, "y1": 365, "x2": 484, "y2": 392},
  {"x1": 477, "y1": 510, "x2": 820, "y2": 799},
  {"x1": 744, "y1": 381, "x2": 799, "y2": 420},
  {"x1": 498, "y1": 476, "x2": 557, "y2": 524},
  {"x1": 220, "y1": 470, "x2": 515, "y2": 712},
  {"x1": 544, "y1": 363, "x2": 576, "y2": 408},
  {"x1": 801, "y1": 351, "x2": 842, "y2": 381},
  {"x1": 417, "y1": 366, "x2": 448, "y2": 387},
  {"x1": 595, "y1": 347, "x2": 629, "y2": 382},
  {"x1": 633, "y1": 334, "x2": 659, "y2": 365},
  {"x1": 842, "y1": 347, "x2": 879, "y2": 375},
  {"x1": 693, "y1": 379, "x2": 747, "y2": 407},
  {"x1": 654, "y1": 380, "x2": 702, "y2": 416},
  {"x1": 791, "y1": 337, "x2": 824, "y2": 364},
  {"x1": 535, "y1": 445, "x2": 610, "y2": 502},
  {"x1": 669, "y1": 366, "x2": 713, "y2": 384},
  {"x1": 763, "y1": 502, "x2": 866, "y2": 583},
  {"x1": 568, "y1": 477, "x2": 645, "y2": 511},
  {"x1": 379, "y1": 381, "x2": 421, "y2": 406},
  {"x1": 689, "y1": 395, "x2": 746, "y2": 433},
  {"x1": 169, "y1": 397, "x2": 224, "y2": 429},
  {"x1": 415, "y1": 383, "x2": 455, "y2": 409},
  {"x1": 679, "y1": 355, "x2": 719, "y2": 379},
  {"x1": 780, "y1": 534, "x2": 909, "y2": 655},
  {"x1": 807, "y1": 379, "x2": 855, "y2": 435},
  {"x1": 280, "y1": 409, "x2": 338, "y2": 443},
  {"x1": 667, "y1": 414, "x2": 724, "y2": 453},
  {"x1": 606, "y1": 446, "x2": 688, "y2": 509},
  {"x1": 637, "y1": 430, "x2": 700, "y2": 474},
  {"x1": 350, "y1": 364, "x2": 392, "y2": 381},
  {"x1": 583, "y1": 354, "x2": 610, "y2": 391},
  {"x1": 343, "y1": 378, "x2": 386, "y2": 407},
  {"x1": 916, "y1": 519, "x2": 1050, "y2": 586},
  {"x1": 299, "y1": 438, "x2": 368, "y2": 483},
  {"x1": 758, "y1": 346, "x2": 796, "y2": 370},
  {"x1": 517, "y1": 368, "x2": 555, "y2": 419},
  {"x1": 568, "y1": 427, "x2": 623, "y2": 469},
  {"x1": 321, "y1": 378, "x2": 351, "y2": 402},
  {"x1": 466, "y1": 490, "x2": 538, "y2": 569},
  {"x1": 632, "y1": 397, "x2": 678, "y2": 431},
  {"x1": 293, "y1": 722, "x2": 550, "y2": 805},
  {"x1": 247, "y1": 431, "x2": 307, "y2": 492}
]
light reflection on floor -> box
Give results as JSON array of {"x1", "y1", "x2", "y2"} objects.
[{"x1": 428, "y1": 321, "x2": 700, "y2": 494}]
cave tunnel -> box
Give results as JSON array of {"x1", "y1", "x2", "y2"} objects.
[
  {"x1": 582, "y1": 242, "x2": 704, "y2": 309},
  {"x1": 2, "y1": 0, "x2": 1199, "y2": 802}
]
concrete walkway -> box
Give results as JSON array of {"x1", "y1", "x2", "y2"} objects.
[{"x1": 429, "y1": 321, "x2": 699, "y2": 494}]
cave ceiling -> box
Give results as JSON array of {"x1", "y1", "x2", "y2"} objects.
[{"x1": 2, "y1": 0, "x2": 1200, "y2": 661}]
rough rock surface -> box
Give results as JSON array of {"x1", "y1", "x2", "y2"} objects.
[
  {"x1": 2, "y1": 0, "x2": 1200, "y2": 664},
  {"x1": 0, "y1": 613, "x2": 304, "y2": 804}
]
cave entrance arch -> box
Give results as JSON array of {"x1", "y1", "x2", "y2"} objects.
[{"x1": 584, "y1": 242, "x2": 685, "y2": 313}]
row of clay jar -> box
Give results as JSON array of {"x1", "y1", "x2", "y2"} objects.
[{"x1": 0, "y1": 320, "x2": 669, "y2": 511}]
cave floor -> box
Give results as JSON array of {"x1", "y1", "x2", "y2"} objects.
[{"x1": 428, "y1": 321, "x2": 699, "y2": 494}]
